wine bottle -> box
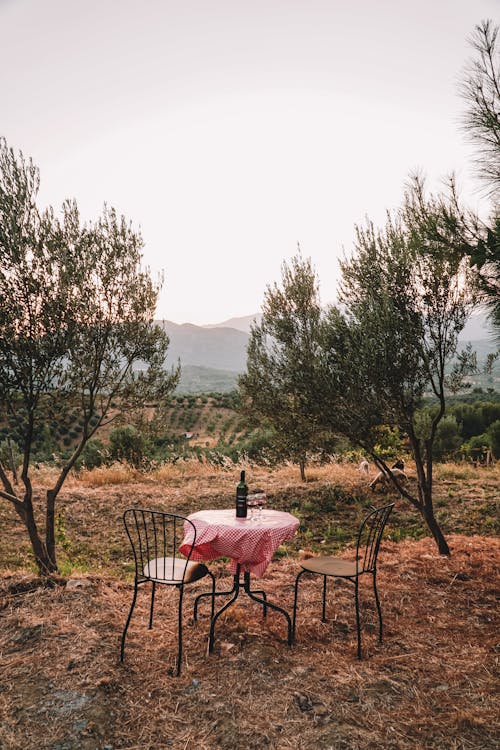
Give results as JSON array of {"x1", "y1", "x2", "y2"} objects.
[{"x1": 235, "y1": 470, "x2": 248, "y2": 518}]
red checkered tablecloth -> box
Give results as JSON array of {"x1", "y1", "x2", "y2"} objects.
[{"x1": 179, "y1": 508, "x2": 300, "y2": 577}]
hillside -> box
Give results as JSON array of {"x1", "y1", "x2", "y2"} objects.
[
  {"x1": 159, "y1": 320, "x2": 249, "y2": 372},
  {"x1": 157, "y1": 310, "x2": 499, "y2": 394},
  {"x1": 176, "y1": 365, "x2": 239, "y2": 393},
  {"x1": 205, "y1": 313, "x2": 263, "y2": 333}
]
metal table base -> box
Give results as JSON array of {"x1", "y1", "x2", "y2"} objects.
[{"x1": 194, "y1": 563, "x2": 293, "y2": 652}]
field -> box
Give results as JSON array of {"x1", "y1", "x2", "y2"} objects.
[{"x1": 0, "y1": 461, "x2": 499, "y2": 749}]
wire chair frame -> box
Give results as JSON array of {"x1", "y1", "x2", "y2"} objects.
[
  {"x1": 357, "y1": 503, "x2": 393, "y2": 575},
  {"x1": 120, "y1": 508, "x2": 215, "y2": 676},
  {"x1": 293, "y1": 503, "x2": 394, "y2": 659}
]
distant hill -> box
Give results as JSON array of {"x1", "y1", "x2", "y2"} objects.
[
  {"x1": 156, "y1": 309, "x2": 497, "y2": 394},
  {"x1": 158, "y1": 320, "x2": 249, "y2": 372},
  {"x1": 176, "y1": 365, "x2": 239, "y2": 394},
  {"x1": 205, "y1": 314, "x2": 262, "y2": 333}
]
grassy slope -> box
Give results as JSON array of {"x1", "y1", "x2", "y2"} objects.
[{"x1": 0, "y1": 461, "x2": 498, "y2": 574}]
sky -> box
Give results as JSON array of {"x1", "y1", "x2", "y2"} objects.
[{"x1": 1, "y1": 0, "x2": 498, "y2": 325}]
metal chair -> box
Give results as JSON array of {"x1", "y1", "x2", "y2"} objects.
[
  {"x1": 120, "y1": 508, "x2": 215, "y2": 676},
  {"x1": 292, "y1": 503, "x2": 394, "y2": 658}
]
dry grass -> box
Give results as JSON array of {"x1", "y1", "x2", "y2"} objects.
[
  {"x1": 0, "y1": 461, "x2": 499, "y2": 749},
  {"x1": 0, "y1": 536, "x2": 498, "y2": 750}
]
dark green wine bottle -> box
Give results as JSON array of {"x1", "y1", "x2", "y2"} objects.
[{"x1": 235, "y1": 470, "x2": 248, "y2": 518}]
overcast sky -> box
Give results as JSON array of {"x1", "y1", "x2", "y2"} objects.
[{"x1": 1, "y1": 0, "x2": 498, "y2": 324}]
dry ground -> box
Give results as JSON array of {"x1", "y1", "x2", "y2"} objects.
[{"x1": 0, "y1": 461, "x2": 499, "y2": 749}]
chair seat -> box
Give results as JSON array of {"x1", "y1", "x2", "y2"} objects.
[
  {"x1": 300, "y1": 556, "x2": 359, "y2": 577},
  {"x1": 143, "y1": 557, "x2": 209, "y2": 584}
]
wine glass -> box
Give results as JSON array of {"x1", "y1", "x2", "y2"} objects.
[
  {"x1": 256, "y1": 492, "x2": 267, "y2": 519},
  {"x1": 247, "y1": 493, "x2": 258, "y2": 521}
]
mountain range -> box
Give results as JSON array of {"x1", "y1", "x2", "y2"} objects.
[{"x1": 158, "y1": 310, "x2": 498, "y2": 394}]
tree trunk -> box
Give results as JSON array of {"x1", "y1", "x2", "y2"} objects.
[
  {"x1": 299, "y1": 457, "x2": 306, "y2": 482},
  {"x1": 45, "y1": 489, "x2": 57, "y2": 573},
  {"x1": 23, "y1": 506, "x2": 58, "y2": 575},
  {"x1": 409, "y1": 435, "x2": 450, "y2": 555},
  {"x1": 422, "y1": 506, "x2": 451, "y2": 556}
]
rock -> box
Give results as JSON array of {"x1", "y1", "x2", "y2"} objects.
[{"x1": 66, "y1": 579, "x2": 91, "y2": 590}]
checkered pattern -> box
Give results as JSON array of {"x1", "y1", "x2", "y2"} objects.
[{"x1": 179, "y1": 508, "x2": 300, "y2": 577}]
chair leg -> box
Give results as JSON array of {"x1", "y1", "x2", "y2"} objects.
[
  {"x1": 210, "y1": 572, "x2": 215, "y2": 623},
  {"x1": 120, "y1": 579, "x2": 139, "y2": 662},
  {"x1": 176, "y1": 586, "x2": 185, "y2": 677},
  {"x1": 292, "y1": 569, "x2": 307, "y2": 640},
  {"x1": 149, "y1": 581, "x2": 156, "y2": 630},
  {"x1": 354, "y1": 577, "x2": 362, "y2": 659},
  {"x1": 373, "y1": 570, "x2": 383, "y2": 643},
  {"x1": 322, "y1": 575, "x2": 327, "y2": 622}
]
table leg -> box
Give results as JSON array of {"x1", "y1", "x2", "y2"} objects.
[
  {"x1": 194, "y1": 566, "x2": 267, "y2": 621},
  {"x1": 208, "y1": 572, "x2": 240, "y2": 653},
  {"x1": 243, "y1": 572, "x2": 292, "y2": 646},
  {"x1": 194, "y1": 583, "x2": 239, "y2": 621},
  {"x1": 208, "y1": 565, "x2": 293, "y2": 653}
]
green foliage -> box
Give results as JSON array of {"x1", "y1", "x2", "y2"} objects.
[
  {"x1": 239, "y1": 253, "x2": 330, "y2": 479},
  {"x1": 317, "y1": 179, "x2": 477, "y2": 554},
  {"x1": 74, "y1": 438, "x2": 107, "y2": 470},
  {"x1": 0, "y1": 138, "x2": 179, "y2": 573},
  {"x1": 33, "y1": 423, "x2": 59, "y2": 462},
  {"x1": 487, "y1": 419, "x2": 500, "y2": 457},
  {"x1": 372, "y1": 425, "x2": 404, "y2": 459},
  {"x1": 460, "y1": 20, "x2": 500, "y2": 200},
  {"x1": 109, "y1": 426, "x2": 149, "y2": 469},
  {"x1": 56, "y1": 512, "x2": 72, "y2": 553},
  {"x1": 219, "y1": 426, "x2": 279, "y2": 465},
  {"x1": 432, "y1": 415, "x2": 463, "y2": 460}
]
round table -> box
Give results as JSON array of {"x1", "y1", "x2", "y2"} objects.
[
  {"x1": 180, "y1": 508, "x2": 299, "y2": 576},
  {"x1": 179, "y1": 508, "x2": 300, "y2": 651}
]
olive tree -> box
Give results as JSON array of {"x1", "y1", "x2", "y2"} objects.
[
  {"x1": 238, "y1": 254, "x2": 326, "y2": 480},
  {"x1": 459, "y1": 20, "x2": 500, "y2": 334},
  {"x1": 461, "y1": 19, "x2": 500, "y2": 199},
  {"x1": 318, "y1": 181, "x2": 476, "y2": 555},
  {"x1": 0, "y1": 138, "x2": 179, "y2": 574}
]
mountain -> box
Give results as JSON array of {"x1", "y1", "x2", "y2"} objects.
[
  {"x1": 209, "y1": 308, "x2": 496, "y2": 341},
  {"x1": 156, "y1": 309, "x2": 497, "y2": 394},
  {"x1": 205, "y1": 314, "x2": 262, "y2": 333},
  {"x1": 159, "y1": 320, "x2": 249, "y2": 373}
]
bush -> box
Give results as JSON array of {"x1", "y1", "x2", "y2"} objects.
[
  {"x1": 372, "y1": 425, "x2": 403, "y2": 459},
  {"x1": 109, "y1": 425, "x2": 150, "y2": 469},
  {"x1": 74, "y1": 439, "x2": 108, "y2": 470},
  {"x1": 487, "y1": 419, "x2": 500, "y2": 459},
  {"x1": 432, "y1": 415, "x2": 462, "y2": 461},
  {"x1": 462, "y1": 433, "x2": 491, "y2": 463}
]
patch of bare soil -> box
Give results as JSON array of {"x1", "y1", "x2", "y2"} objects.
[{"x1": 0, "y1": 535, "x2": 498, "y2": 750}]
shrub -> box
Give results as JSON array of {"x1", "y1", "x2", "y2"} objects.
[
  {"x1": 432, "y1": 415, "x2": 463, "y2": 461},
  {"x1": 462, "y1": 433, "x2": 491, "y2": 463},
  {"x1": 109, "y1": 425, "x2": 149, "y2": 469},
  {"x1": 74, "y1": 439, "x2": 107, "y2": 470},
  {"x1": 487, "y1": 419, "x2": 500, "y2": 459}
]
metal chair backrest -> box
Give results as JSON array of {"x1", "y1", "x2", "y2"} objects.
[
  {"x1": 356, "y1": 503, "x2": 394, "y2": 574},
  {"x1": 123, "y1": 508, "x2": 196, "y2": 583}
]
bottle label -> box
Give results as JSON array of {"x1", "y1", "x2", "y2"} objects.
[{"x1": 236, "y1": 489, "x2": 247, "y2": 517}]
